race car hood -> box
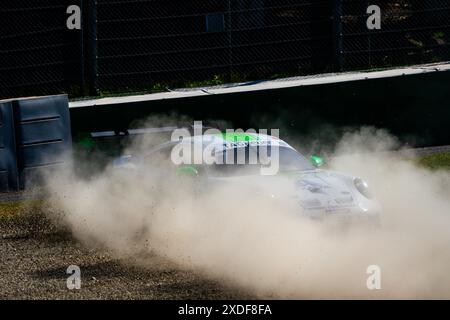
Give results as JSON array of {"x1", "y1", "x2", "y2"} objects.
[
  {"x1": 213, "y1": 169, "x2": 357, "y2": 212},
  {"x1": 285, "y1": 170, "x2": 356, "y2": 211}
]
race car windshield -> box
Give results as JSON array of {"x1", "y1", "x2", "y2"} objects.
[{"x1": 208, "y1": 146, "x2": 314, "y2": 177}]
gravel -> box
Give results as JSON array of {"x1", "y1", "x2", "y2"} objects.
[{"x1": 0, "y1": 213, "x2": 250, "y2": 300}]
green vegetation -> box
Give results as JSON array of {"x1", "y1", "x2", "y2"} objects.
[
  {"x1": 0, "y1": 200, "x2": 44, "y2": 218},
  {"x1": 93, "y1": 74, "x2": 229, "y2": 100},
  {"x1": 416, "y1": 152, "x2": 450, "y2": 170}
]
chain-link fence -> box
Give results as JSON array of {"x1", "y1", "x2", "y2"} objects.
[
  {"x1": 1, "y1": 0, "x2": 449, "y2": 100},
  {"x1": 0, "y1": 0, "x2": 83, "y2": 98},
  {"x1": 96, "y1": 0, "x2": 332, "y2": 91},
  {"x1": 339, "y1": 0, "x2": 450, "y2": 70}
]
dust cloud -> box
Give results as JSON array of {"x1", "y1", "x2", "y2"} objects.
[{"x1": 45, "y1": 124, "x2": 450, "y2": 299}]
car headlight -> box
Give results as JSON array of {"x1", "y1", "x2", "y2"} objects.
[{"x1": 354, "y1": 177, "x2": 372, "y2": 199}]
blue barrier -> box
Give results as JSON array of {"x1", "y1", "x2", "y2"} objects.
[{"x1": 0, "y1": 95, "x2": 72, "y2": 192}]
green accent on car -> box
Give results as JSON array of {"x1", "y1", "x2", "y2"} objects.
[
  {"x1": 176, "y1": 165, "x2": 199, "y2": 176},
  {"x1": 218, "y1": 132, "x2": 259, "y2": 142},
  {"x1": 78, "y1": 137, "x2": 95, "y2": 148},
  {"x1": 310, "y1": 155, "x2": 324, "y2": 167}
]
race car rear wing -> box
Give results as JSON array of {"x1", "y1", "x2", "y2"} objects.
[
  {"x1": 90, "y1": 126, "x2": 178, "y2": 139},
  {"x1": 88, "y1": 123, "x2": 223, "y2": 140}
]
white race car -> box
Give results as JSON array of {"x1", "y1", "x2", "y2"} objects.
[{"x1": 114, "y1": 131, "x2": 381, "y2": 222}]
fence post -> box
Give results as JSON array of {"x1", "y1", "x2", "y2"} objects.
[
  {"x1": 85, "y1": 0, "x2": 98, "y2": 95},
  {"x1": 79, "y1": 0, "x2": 86, "y2": 94},
  {"x1": 332, "y1": 0, "x2": 343, "y2": 72},
  {"x1": 227, "y1": 0, "x2": 233, "y2": 82}
]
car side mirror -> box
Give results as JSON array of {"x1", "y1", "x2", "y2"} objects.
[
  {"x1": 310, "y1": 155, "x2": 324, "y2": 168},
  {"x1": 176, "y1": 165, "x2": 199, "y2": 177}
]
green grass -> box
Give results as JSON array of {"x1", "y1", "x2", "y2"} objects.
[
  {"x1": 416, "y1": 152, "x2": 450, "y2": 170},
  {"x1": 0, "y1": 200, "x2": 44, "y2": 219},
  {"x1": 94, "y1": 74, "x2": 229, "y2": 99}
]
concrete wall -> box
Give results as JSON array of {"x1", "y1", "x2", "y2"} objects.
[{"x1": 70, "y1": 66, "x2": 450, "y2": 147}]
